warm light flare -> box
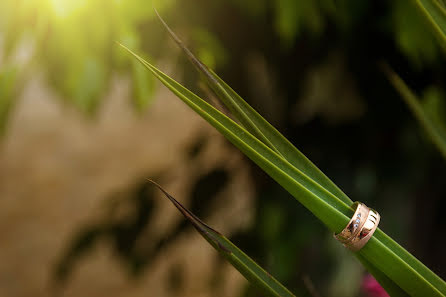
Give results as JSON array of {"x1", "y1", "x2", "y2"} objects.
[{"x1": 49, "y1": 0, "x2": 87, "y2": 18}]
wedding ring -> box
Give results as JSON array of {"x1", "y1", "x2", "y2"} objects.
[
  {"x1": 346, "y1": 208, "x2": 380, "y2": 251},
  {"x1": 334, "y1": 202, "x2": 380, "y2": 252},
  {"x1": 334, "y1": 202, "x2": 369, "y2": 244}
]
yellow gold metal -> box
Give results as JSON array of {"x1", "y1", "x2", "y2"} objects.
[{"x1": 334, "y1": 202, "x2": 369, "y2": 243}]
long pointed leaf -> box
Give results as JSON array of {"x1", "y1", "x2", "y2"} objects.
[
  {"x1": 383, "y1": 64, "x2": 446, "y2": 159},
  {"x1": 119, "y1": 43, "x2": 351, "y2": 228},
  {"x1": 153, "y1": 17, "x2": 413, "y2": 296},
  {"x1": 414, "y1": 0, "x2": 446, "y2": 49},
  {"x1": 209, "y1": 77, "x2": 443, "y2": 297},
  {"x1": 413, "y1": 0, "x2": 446, "y2": 48},
  {"x1": 154, "y1": 10, "x2": 281, "y2": 156},
  {"x1": 155, "y1": 11, "x2": 352, "y2": 206},
  {"x1": 119, "y1": 44, "x2": 446, "y2": 297},
  {"x1": 157, "y1": 20, "x2": 446, "y2": 294},
  {"x1": 149, "y1": 180, "x2": 296, "y2": 297},
  {"x1": 154, "y1": 20, "x2": 446, "y2": 294},
  {"x1": 356, "y1": 254, "x2": 409, "y2": 297}
]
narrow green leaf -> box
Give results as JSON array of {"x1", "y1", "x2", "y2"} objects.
[
  {"x1": 149, "y1": 180, "x2": 296, "y2": 297},
  {"x1": 155, "y1": 18, "x2": 446, "y2": 295},
  {"x1": 119, "y1": 44, "x2": 446, "y2": 297},
  {"x1": 0, "y1": 66, "x2": 18, "y2": 134},
  {"x1": 373, "y1": 228, "x2": 446, "y2": 295},
  {"x1": 153, "y1": 18, "x2": 413, "y2": 295},
  {"x1": 119, "y1": 42, "x2": 351, "y2": 230},
  {"x1": 413, "y1": 0, "x2": 446, "y2": 48},
  {"x1": 356, "y1": 255, "x2": 410, "y2": 297},
  {"x1": 155, "y1": 10, "x2": 352, "y2": 206},
  {"x1": 383, "y1": 64, "x2": 446, "y2": 159},
  {"x1": 204, "y1": 52, "x2": 446, "y2": 297},
  {"x1": 132, "y1": 59, "x2": 155, "y2": 110},
  {"x1": 154, "y1": 10, "x2": 281, "y2": 155}
]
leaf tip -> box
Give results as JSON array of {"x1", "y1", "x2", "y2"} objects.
[{"x1": 147, "y1": 179, "x2": 221, "y2": 236}]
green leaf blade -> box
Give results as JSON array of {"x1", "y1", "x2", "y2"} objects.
[
  {"x1": 413, "y1": 0, "x2": 446, "y2": 48},
  {"x1": 374, "y1": 228, "x2": 446, "y2": 294},
  {"x1": 153, "y1": 17, "x2": 446, "y2": 296},
  {"x1": 211, "y1": 70, "x2": 353, "y2": 205},
  {"x1": 153, "y1": 20, "x2": 441, "y2": 295},
  {"x1": 156, "y1": 12, "x2": 352, "y2": 206},
  {"x1": 383, "y1": 64, "x2": 446, "y2": 159},
  {"x1": 363, "y1": 237, "x2": 445, "y2": 297},
  {"x1": 119, "y1": 43, "x2": 352, "y2": 230},
  {"x1": 356, "y1": 255, "x2": 410, "y2": 297},
  {"x1": 149, "y1": 180, "x2": 296, "y2": 297},
  {"x1": 120, "y1": 44, "x2": 446, "y2": 297}
]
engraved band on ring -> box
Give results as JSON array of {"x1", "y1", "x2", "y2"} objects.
[
  {"x1": 334, "y1": 202, "x2": 369, "y2": 243},
  {"x1": 334, "y1": 202, "x2": 380, "y2": 252},
  {"x1": 346, "y1": 208, "x2": 380, "y2": 251}
]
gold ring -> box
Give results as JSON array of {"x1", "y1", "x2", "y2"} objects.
[
  {"x1": 334, "y1": 202, "x2": 380, "y2": 251},
  {"x1": 334, "y1": 202, "x2": 369, "y2": 244},
  {"x1": 346, "y1": 208, "x2": 380, "y2": 251}
]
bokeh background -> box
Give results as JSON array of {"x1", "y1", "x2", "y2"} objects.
[{"x1": 0, "y1": 0, "x2": 445, "y2": 296}]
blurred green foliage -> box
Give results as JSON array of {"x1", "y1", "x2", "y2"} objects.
[
  {"x1": 422, "y1": 86, "x2": 446, "y2": 134},
  {"x1": 0, "y1": 0, "x2": 177, "y2": 121},
  {"x1": 274, "y1": 0, "x2": 331, "y2": 45},
  {"x1": 391, "y1": 0, "x2": 440, "y2": 66},
  {"x1": 0, "y1": 0, "x2": 444, "y2": 127},
  {"x1": 0, "y1": 65, "x2": 18, "y2": 133}
]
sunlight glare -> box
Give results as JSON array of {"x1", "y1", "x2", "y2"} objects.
[{"x1": 50, "y1": 0, "x2": 87, "y2": 18}]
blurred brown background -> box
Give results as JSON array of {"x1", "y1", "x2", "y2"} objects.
[{"x1": 0, "y1": 73, "x2": 256, "y2": 296}]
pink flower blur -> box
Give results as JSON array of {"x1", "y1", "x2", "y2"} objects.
[{"x1": 361, "y1": 274, "x2": 390, "y2": 297}]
